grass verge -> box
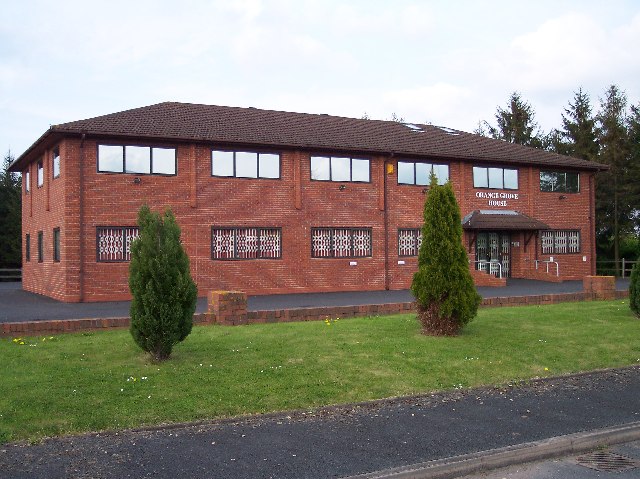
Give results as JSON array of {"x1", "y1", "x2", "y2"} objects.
[{"x1": 1, "y1": 299, "x2": 639, "y2": 443}]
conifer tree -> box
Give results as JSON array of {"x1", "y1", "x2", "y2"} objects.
[
  {"x1": 411, "y1": 176, "x2": 481, "y2": 335},
  {"x1": 626, "y1": 103, "x2": 640, "y2": 235},
  {"x1": 630, "y1": 259, "x2": 640, "y2": 318},
  {"x1": 479, "y1": 92, "x2": 544, "y2": 148},
  {"x1": 0, "y1": 152, "x2": 21, "y2": 268},
  {"x1": 596, "y1": 85, "x2": 631, "y2": 275},
  {"x1": 129, "y1": 205, "x2": 197, "y2": 361},
  {"x1": 561, "y1": 88, "x2": 599, "y2": 162}
]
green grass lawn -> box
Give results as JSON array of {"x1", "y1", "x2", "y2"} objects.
[{"x1": 1, "y1": 299, "x2": 639, "y2": 443}]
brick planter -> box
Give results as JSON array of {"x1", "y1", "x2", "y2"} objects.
[
  {"x1": 208, "y1": 291, "x2": 248, "y2": 325},
  {"x1": 583, "y1": 275, "x2": 616, "y2": 300}
]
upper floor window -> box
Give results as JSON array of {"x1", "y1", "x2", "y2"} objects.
[
  {"x1": 24, "y1": 169, "x2": 30, "y2": 193},
  {"x1": 98, "y1": 145, "x2": 176, "y2": 175},
  {"x1": 398, "y1": 228, "x2": 422, "y2": 256},
  {"x1": 473, "y1": 166, "x2": 518, "y2": 190},
  {"x1": 310, "y1": 156, "x2": 370, "y2": 182},
  {"x1": 97, "y1": 226, "x2": 140, "y2": 262},
  {"x1": 211, "y1": 150, "x2": 280, "y2": 179},
  {"x1": 397, "y1": 161, "x2": 449, "y2": 186},
  {"x1": 540, "y1": 171, "x2": 579, "y2": 193},
  {"x1": 211, "y1": 227, "x2": 282, "y2": 260},
  {"x1": 53, "y1": 147, "x2": 61, "y2": 178},
  {"x1": 311, "y1": 227, "x2": 372, "y2": 258},
  {"x1": 37, "y1": 159, "x2": 44, "y2": 187}
]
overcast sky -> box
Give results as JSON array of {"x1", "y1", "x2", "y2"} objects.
[{"x1": 2, "y1": 0, "x2": 639, "y2": 159}]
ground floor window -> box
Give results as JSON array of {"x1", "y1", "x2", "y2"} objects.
[
  {"x1": 37, "y1": 231, "x2": 43, "y2": 262},
  {"x1": 398, "y1": 228, "x2": 422, "y2": 256},
  {"x1": 97, "y1": 227, "x2": 140, "y2": 262},
  {"x1": 25, "y1": 234, "x2": 30, "y2": 262},
  {"x1": 53, "y1": 228, "x2": 60, "y2": 262},
  {"x1": 311, "y1": 227, "x2": 372, "y2": 258},
  {"x1": 541, "y1": 230, "x2": 580, "y2": 254},
  {"x1": 211, "y1": 227, "x2": 282, "y2": 260}
]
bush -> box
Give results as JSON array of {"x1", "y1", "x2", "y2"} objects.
[
  {"x1": 129, "y1": 205, "x2": 197, "y2": 360},
  {"x1": 411, "y1": 177, "x2": 481, "y2": 335},
  {"x1": 630, "y1": 260, "x2": 640, "y2": 317}
]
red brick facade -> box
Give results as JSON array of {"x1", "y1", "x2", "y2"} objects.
[{"x1": 20, "y1": 136, "x2": 597, "y2": 302}]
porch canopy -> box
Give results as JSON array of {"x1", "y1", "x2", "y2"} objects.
[{"x1": 462, "y1": 210, "x2": 550, "y2": 231}]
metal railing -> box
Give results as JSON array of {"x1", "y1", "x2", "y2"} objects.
[
  {"x1": 535, "y1": 260, "x2": 560, "y2": 277},
  {"x1": 0, "y1": 268, "x2": 21, "y2": 281},
  {"x1": 475, "y1": 260, "x2": 502, "y2": 278}
]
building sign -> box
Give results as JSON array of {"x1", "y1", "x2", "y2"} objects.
[{"x1": 475, "y1": 191, "x2": 519, "y2": 207}]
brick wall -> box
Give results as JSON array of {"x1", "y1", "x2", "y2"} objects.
[
  {"x1": 20, "y1": 137, "x2": 597, "y2": 302},
  {"x1": 1, "y1": 289, "x2": 629, "y2": 337}
]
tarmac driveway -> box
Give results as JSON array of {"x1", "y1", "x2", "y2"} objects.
[{"x1": 0, "y1": 278, "x2": 630, "y2": 324}]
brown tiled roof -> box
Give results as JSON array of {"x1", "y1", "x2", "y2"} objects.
[
  {"x1": 11, "y1": 102, "x2": 606, "y2": 172},
  {"x1": 462, "y1": 210, "x2": 550, "y2": 230}
]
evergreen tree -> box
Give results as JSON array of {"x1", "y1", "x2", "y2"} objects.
[
  {"x1": 479, "y1": 92, "x2": 544, "y2": 148},
  {"x1": 129, "y1": 205, "x2": 197, "y2": 361},
  {"x1": 542, "y1": 128, "x2": 571, "y2": 155},
  {"x1": 596, "y1": 85, "x2": 631, "y2": 274},
  {"x1": 626, "y1": 103, "x2": 640, "y2": 235},
  {"x1": 0, "y1": 151, "x2": 21, "y2": 268},
  {"x1": 560, "y1": 88, "x2": 599, "y2": 162},
  {"x1": 411, "y1": 176, "x2": 481, "y2": 335},
  {"x1": 630, "y1": 259, "x2": 640, "y2": 318}
]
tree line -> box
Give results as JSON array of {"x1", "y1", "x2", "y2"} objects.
[
  {"x1": 476, "y1": 86, "x2": 640, "y2": 271},
  {"x1": 0, "y1": 152, "x2": 21, "y2": 269}
]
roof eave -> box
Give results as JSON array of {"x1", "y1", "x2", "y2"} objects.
[{"x1": 8, "y1": 127, "x2": 63, "y2": 172}]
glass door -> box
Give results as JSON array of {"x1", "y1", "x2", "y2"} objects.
[{"x1": 476, "y1": 232, "x2": 511, "y2": 277}]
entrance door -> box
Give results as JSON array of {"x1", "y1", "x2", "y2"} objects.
[{"x1": 476, "y1": 232, "x2": 511, "y2": 277}]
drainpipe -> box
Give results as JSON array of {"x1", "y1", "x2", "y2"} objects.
[
  {"x1": 79, "y1": 132, "x2": 86, "y2": 302},
  {"x1": 383, "y1": 153, "x2": 393, "y2": 290},
  {"x1": 589, "y1": 173, "x2": 596, "y2": 275}
]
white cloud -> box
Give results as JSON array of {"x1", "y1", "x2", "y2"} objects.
[{"x1": 1, "y1": 0, "x2": 639, "y2": 157}]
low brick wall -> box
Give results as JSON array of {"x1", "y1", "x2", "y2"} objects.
[
  {"x1": 0, "y1": 290, "x2": 630, "y2": 337},
  {"x1": 0, "y1": 313, "x2": 212, "y2": 337},
  {"x1": 583, "y1": 275, "x2": 616, "y2": 300}
]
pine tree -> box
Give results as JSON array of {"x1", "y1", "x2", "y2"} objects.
[
  {"x1": 561, "y1": 88, "x2": 599, "y2": 162},
  {"x1": 129, "y1": 205, "x2": 197, "y2": 361},
  {"x1": 411, "y1": 176, "x2": 481, "y2": 335},
  {"x1": 626, "y1": 104, "x2": 640, "y2": 235},
  {"x1": 596, "y1": 85, "x2": 631, "y2": 275},
  {"x1": 479, "y1": 92, "x2": 544, "y2": 148},
  {"x1": 630, "y1": 259, "x2": 640, "y2": 318},
  {"x1": 0, "y1": 152, "x2": 21, "y2": 268}
]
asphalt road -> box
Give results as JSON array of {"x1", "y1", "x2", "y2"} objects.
[
  {"x1": 0, "y1": 278, "x2": 630, "y2": 323},
  {"x1": 462, "y1": 440, "x2": 640, "y2": 479},
  {"x1": 1, "y1": 366, "x2": 639, "y2": 479}
]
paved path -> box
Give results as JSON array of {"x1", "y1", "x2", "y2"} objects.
[
  {"x1": 0, "y1": 278, "x2": 630, "y2": 323},
  {"x1": 1, "y1": 366, "x2": 639, "y2": 479}
]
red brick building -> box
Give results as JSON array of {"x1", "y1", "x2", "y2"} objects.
[{"x1": 9, "y1": 102, "x2": 606, "y2": 302}]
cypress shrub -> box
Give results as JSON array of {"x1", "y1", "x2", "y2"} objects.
[
  {"x1": 411, "y1": 176, "x2": 481, "y2": 335},
  {"x1": 630, "y1": 259, "x2": 640, "y2": 317},
  {"x1": 129, "y1": 205, "x2": 197, "y2": 360}
]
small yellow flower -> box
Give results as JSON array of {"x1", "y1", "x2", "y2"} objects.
[{"x1": 544, "y1": 367, "x2": 549, "y2": 371}]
